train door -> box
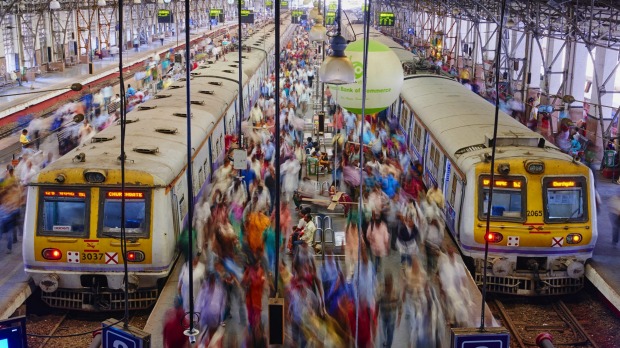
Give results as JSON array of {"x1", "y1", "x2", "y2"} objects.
[{"x1": 171, "y1": 192, "x2": 180, "y2": 237}]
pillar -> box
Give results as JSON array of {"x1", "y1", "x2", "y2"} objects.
[
  {"x1": 590, "y1": 46, "x2": 618, "y2": 149},
  {"x1": 544, "y1": 37, "x2": 565, "y2": 96}
]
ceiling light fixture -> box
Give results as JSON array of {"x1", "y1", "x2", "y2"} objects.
[
  {"x1": 318, "y1": 0, "x2": 355, "y2": 85},
  {"x1": 50, "y1": 0, "x2": 61, "y2": 10},
  {"x1": 97, "y1": 0, "x2": 106, "y2": 6},
  {"x1": 309, "y1": 14, "x2": 327, "y2": 42}
]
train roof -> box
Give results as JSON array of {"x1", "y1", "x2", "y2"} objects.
[
  {"x1": 348, "y1": 24, "x2": 417, "y2": 64},
  {"x1": 400, "y1": 75, "x2": 567, "y2": 168},
  {"x1": 36, "y1": 20, "x2": 286, "y2": 187}
]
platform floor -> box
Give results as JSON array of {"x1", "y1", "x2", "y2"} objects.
[
  {"x1": 0, "y1": 26, "x2": 226, "y2": 115},
  {"x1": 585, "y1": 172, "x2": 620, "y2": 311}
]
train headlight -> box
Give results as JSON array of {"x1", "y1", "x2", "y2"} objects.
[
  {"x1": 492, "y1": 258, "x2": 513, "y2": 277},
  {"x1": 40, "y1": 274, "x2": 60, "y2": 293},
  {"x1": 84, "y1": 170, "x2": 107, "y2": 183},
  {"x1": 126, "y1": 251, "x2": 145, "y2": 262},
  {"x1": 565, "y1": 259, "x2": 585, "y2": 279},
  {"x1": 566, "y1": 233, "x2": 582, "y2": 244},
  {"x1": 485, "y1": 232, "x2": 503, "y2": 243},
  {"x1": 42, "y1": 248, "x2": 62, "y2": 260}
]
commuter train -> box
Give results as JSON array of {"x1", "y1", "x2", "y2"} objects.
[
  {"x1": 353, "y1": 24, "x2": 597, "y2": 295},
  {"x1": 22, "y1": 18, "x2": 295, "y2": 310}
]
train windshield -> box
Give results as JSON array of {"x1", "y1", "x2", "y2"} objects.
[
  {"x1": 101, "y1": 190, "x2": 149, "y2": 236},
  {"x1": 40, "y1": 190, "x2": 88, "y2": 236},
  {"x1": 543, "y1": 178, "x2": 587, "y2": 222},
  {"x1": 479, "y1": 176, "x2": 525, "y2": 220}
]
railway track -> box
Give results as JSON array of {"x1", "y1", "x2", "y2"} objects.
[
  {"x1": 26, "y1": 305, "x2": 150, "y2": 348},
  {"x1": 492, "y1": 297, "x2": 599, "y2": 348}
]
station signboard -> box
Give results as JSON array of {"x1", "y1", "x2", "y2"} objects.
[
  {"x1": 209, "y1": 9, "x2": 225, "y2": 22},
  {"x1": 325, "y1": 11, "x2": 336, "y2": 25},
  {"x1": 240, "y1": 9, "x2": 255, "y2": 23},
  {"x1": 157, "y1": 9, "x2": 173, "y2": 24},
  {"x1": 378, "y1": 12, "x2": 395, "y2": 26}
]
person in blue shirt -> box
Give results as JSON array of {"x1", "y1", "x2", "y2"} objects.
[
  {"x1": 345, "y1": 112, "x2": 357, "y2": 138},
  {"x1": 382, "y1": 173, "x2": 399, "y2": 199},
  {"x1": 304, "y1": 137, "x2": 316, "y2": 153},
  {"x1": 126, "y1": 84, "x2": 136, "y2": 97},
  {"x1": 263, "y1": 139, "x2": 275, "y2": 162},
  {"x1": 240, "y1": 167, "x2": 256, "y2": 195}
]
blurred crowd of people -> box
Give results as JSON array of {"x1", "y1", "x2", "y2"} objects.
[{"x1": 164, "y1": 23, "x2": 490, "y2": 348}]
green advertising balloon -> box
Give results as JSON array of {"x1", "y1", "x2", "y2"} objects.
[{"x1": 333, "y1": 39, "x2": 404, "y2": 114}]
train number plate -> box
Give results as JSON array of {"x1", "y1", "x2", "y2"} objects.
[{"x1": 82, "y1": 252, "x2": 104, "y2": 263}]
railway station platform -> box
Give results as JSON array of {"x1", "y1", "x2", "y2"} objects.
[
  {"x1": 585, "y1": 172, "x2": 620, "y2": 313},
  {"x1": 0, "y1": 16, "x2": 618, "y2": 347},
  {"x1": 0, "y1": 23, "x2": 235, "y2": 119}
]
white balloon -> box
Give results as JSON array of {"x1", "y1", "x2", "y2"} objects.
[{"x1": 333, "y1": 39, "x2": 404, "y2": 114}]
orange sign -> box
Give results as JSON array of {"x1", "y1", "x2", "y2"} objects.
[
  {"x1": 482, "y1": 178, "x2": 522, "y2": 189},
  {"x1": 44, "y1": 191, "x2": 86, "y2": 198},
  {"x1": 551, "y1": 181, "x2": 575, "y2": 188},
  {"x1": 106, "y1": 191, "x2": 145, "y2": 199}
]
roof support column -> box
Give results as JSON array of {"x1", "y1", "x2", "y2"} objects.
[
  {"x1": 589, "y1": 46, "x2": 619, "y2": 149},
  {"x1": 542, "y1": 37, "x2": 565, "y2": 98}
]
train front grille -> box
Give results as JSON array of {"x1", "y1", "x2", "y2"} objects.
[
  {"x1": 41, "y1": 288, "x2": 158, "y2": 311},
  {"x1": 475, "y1": 273, "x2": 584, "y2": 295}
]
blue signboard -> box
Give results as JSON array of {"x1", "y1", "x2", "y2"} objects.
[
  {"x1": 451, "y1": 328, "x2": 510, "y2": 348},
  {"x1": 102, "y1": 320, "x2": 150, "y2": 348},
  {"x1": 104, "y1": 327, "x2": 141, "y2": 348}
]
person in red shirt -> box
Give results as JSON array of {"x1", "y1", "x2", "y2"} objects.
[{"x1": 163, "y1": 299, "x2": 190, "y2": 348}]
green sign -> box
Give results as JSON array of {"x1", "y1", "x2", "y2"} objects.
[
  {"x1": 325, "y1": 11, "x2": 336, "y2": 25},
  {"x1": 378, "y1": 12, "x2": 395, "y2": 26},
  {"x1": 280, "y1": 0, "x2": 289, "y2": 9},
  {"x1": 362, "y1": 4, "x2": 368, "y2": 12},
  {"x1": 238, "y1": 0, "x2": 245, "y2": 6},
  {"x1": 158, "y1": 9, "x2": 171, "y2": 17},
  {"x1": 209, "y1": 9, "x2": 222, "y2": 16},
  {"x1": 328, "y1": 3, "x2": 336, "y2": 11},
  {"x1": 265, "y1": 0, "x2": 273, "y2": 5},
  {"x1": 240, "y1": 9, "x2": 254, "y2": 23},
  {"x1": 292, "y1": 10, "x2": 304, "y2": 17}
]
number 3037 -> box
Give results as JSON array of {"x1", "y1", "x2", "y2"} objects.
[
  {"x1": 527, "y1": 210, "x2": 543, "y2": 217},
  {"x1": 82, "y1": 253, "x2": 103, "y2": 261}
]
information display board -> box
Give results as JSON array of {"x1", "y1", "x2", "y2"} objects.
[
  {"x1": 325, "y1": 11, "x2": 336, "y2": 25},
  {"x1": 378, "y1": 12, "x2": 395, "y2": 26},
  {"x1": 240, "y1": 9, "x2": 255, "y2": 24},
  {"x1": 157, "y1": 9, "x2": 173, "y2": 24}
]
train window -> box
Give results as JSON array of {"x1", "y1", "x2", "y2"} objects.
[
  {"x1": 99, "y1": 190, "x2": 150, "y2": 237},
  {"x1": 413, "y1": 123, "x2": 422, "y2": 149},
  {"x1": 449, "y1": 175, "x2": 458, "y2": 205},
  {"x1": 478, "y1": 176, "x2": 525, "y2": 221},
  {"x1": 543, "y1": 177, "x2": 587, "y2": 223},
  {"x1": 39, "y1": 190, "x2": 89, "y2": 236}
]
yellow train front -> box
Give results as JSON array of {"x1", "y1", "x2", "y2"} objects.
[
  {"x1": 22, "y1": 167, "x2": 172, "y2": 310},
  {"x1": 461, "y1": 152, "x2": 598, "y2": 296}
]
